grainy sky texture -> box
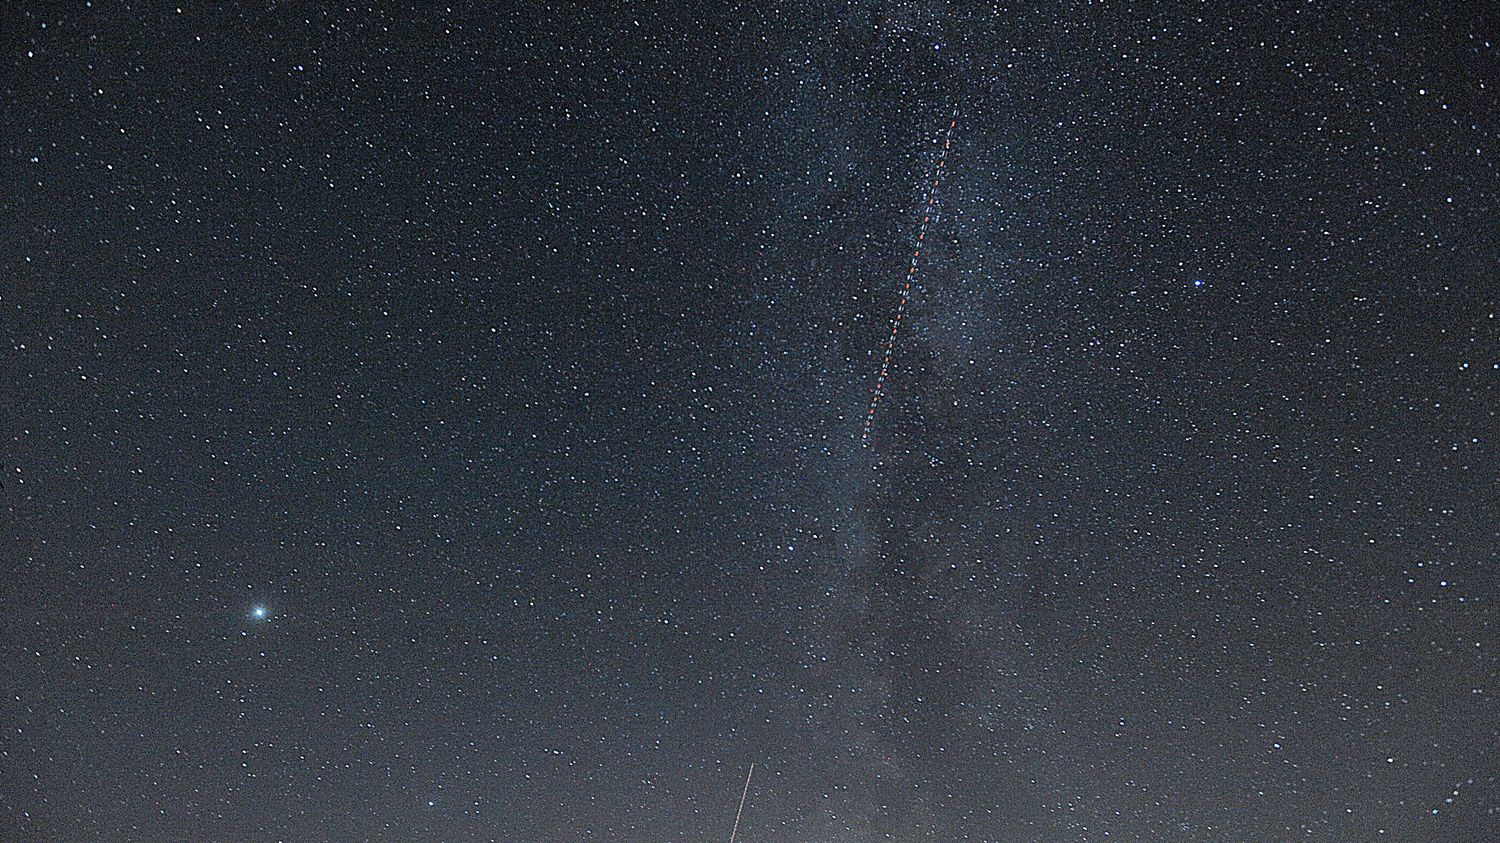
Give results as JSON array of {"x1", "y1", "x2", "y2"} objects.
[{"x1": 4, "y1": 2, "x2": 1499, "y2": 841}]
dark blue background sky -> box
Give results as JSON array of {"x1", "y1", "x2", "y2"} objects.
[{"x1": 4, "y1": 2, "x2": 1498, "y2": 840}]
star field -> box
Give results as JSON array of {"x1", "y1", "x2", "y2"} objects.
[{"x1": 4, "y1": 3, "x2": 1499, "y2": 841}]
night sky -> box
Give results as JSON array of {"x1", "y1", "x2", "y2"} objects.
[{"x1": 5, "y1": 3, "x2": 1500, "y2": 841}]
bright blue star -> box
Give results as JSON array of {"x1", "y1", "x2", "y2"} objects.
[
  {"x1": 1192, "y1": 278, "x2": 1205, "y2": 288},
  {"x1": 251, "y1": 605, "x2": 268, "y2": 620}
]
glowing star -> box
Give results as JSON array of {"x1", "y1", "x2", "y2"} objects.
[{"x1": 251, "y1": 605, "x2": 269, "y2": 621}]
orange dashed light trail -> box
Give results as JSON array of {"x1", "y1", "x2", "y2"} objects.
[{"x1": 862, "y1": 110, "x2": 958, "y2": 446}]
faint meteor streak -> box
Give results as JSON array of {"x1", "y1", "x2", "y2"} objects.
[
  {"x1": 863, "y1": 110, "x2": 958, "y2": 445},
  {"x1": 727, "y1": 763, "x2": 755, "y2": 843}
]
